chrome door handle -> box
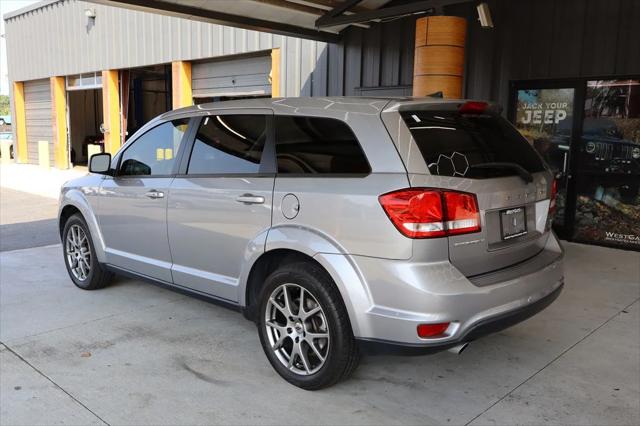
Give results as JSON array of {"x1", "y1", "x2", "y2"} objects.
[
  {"x1": 236, "y1": 194, "x2": 265, "y2": 205},
  {"x1": 145, "y1": 190, "x2": 164, "y2": 199}
]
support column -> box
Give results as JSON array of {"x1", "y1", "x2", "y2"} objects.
[
  {"x1": 412, "y1": 16, "x2": 467, "y2": 99},
  {"x1": 171, "y1": 61, "x2": 192, "y2": 109},
  {"x1": 50, "y1": 76, "x2": 69, "y2": 169},
  {"x1": 270, "y1": 48, "x2": 281, "y2": 98},
  {"x1": 12, "y1": 82, "x2": 28, "y2": 163},
  {"x1": 102, "y1": 70, "x2": 121, "y2": 154}
]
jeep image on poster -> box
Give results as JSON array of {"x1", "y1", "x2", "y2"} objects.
[{"x1": 573, "y1": 79, "x2": 640, "y2": 250}]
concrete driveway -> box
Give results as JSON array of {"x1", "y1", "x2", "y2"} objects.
[
  {"x1": 1, "y1": 242, "x2": 638, "y2": 425},
  {"x1": 0, "y1": 164, "x2": 639, "y2": 425}
]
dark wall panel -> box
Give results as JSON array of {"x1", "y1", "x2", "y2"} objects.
[
  {"x1": 380, "y1": 19, "x2": 403, "y2": 87},
  {"x1": 615, "y1": 0, "x2": 640, "y2": 75},
  {"x1": 526, "y1": 0, "x2": 555, "y2": 78},
  {"x1": 316, "y1": 0, "x2": 638, "y2": 102},
  {"x1": 548, "y1": 0, "x2": 587, "y2": 77},
  {"x1": 327, "y1": 42, "x2": 344, "y2": 96},
  {"x1": 361, "y1": 24, "x2": 381, "y2": 88},
  {"x1": 343, "y1": 30, "x2": 363, "y2": 96},
  {"x1": 580, "y1": 0, "x2": 621, "y2": 76},
  {"x1": 320, "y1": 18, "x2": 415, "y2": 96}
]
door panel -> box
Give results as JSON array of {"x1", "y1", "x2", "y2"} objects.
[
  {"x1": 167, "y1": 111, "x2": 273, "y2": 300},
  {"x1": 96, "y1": 118, "x2": 190, "y2": 281},
  {"x1": 167, "y1": 177, "x2": 273, "y2": 300},
  {"x1": 99, "y1": 177, "x2": 174, "y2": 281}
]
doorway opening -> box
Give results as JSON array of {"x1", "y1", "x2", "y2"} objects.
[
  {"x1": 123, "y1": 65, "x2": 172, "y2": 141},
  {"x1": 67, "y1": 88, "x2": 103, "y2": 166}
]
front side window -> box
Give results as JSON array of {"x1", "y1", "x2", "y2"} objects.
[
  {"x1": 187, "y1": 115, "x2": 267, "y2": 175},
  {"x1": 119, "y1": 119, "x2": 189, "y2": 176},
  {"x1": 275, "y1": 116, "x2": 370, "y2": 175}
]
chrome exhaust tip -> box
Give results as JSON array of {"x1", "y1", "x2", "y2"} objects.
[{"x1": 447, "y1": 342, "x2": 469, "y2": 355}]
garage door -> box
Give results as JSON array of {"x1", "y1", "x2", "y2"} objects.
[
  {"x1": 24, "y1": 79, "x2": 53, "y2": 166},
  {"x1": 192, "y1": 55, "x2": 271, "y2": 99}
]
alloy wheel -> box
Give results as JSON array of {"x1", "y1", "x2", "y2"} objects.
[
  {"x1": 65, "y1": 224, "x2": 91, "y2": 281},
  {"x1": 264, "y1": 283, "x2": 330, "y2": 375}
]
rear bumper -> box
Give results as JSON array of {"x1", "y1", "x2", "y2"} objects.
[
  {"x1": 346, "y1": 233, "x2": 564, "y2": 350},
  {"x1": 357, "y1": 281, "x2": 563, "y2": 355}
]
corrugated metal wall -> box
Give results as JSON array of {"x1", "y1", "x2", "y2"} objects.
[
  {"x1": 4, "y1": 0, "x2": 326, "y2": 98},
  {"x1": 23, "y1": 79, "x2": 54, "y2": 166}
]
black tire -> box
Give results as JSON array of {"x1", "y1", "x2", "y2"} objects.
[
  {"x1": 62, "y1": 213, "x2": 113, "y2": 290},
  {"x1": 257, "y1": 261, "x2": 360, "y2": 390}
]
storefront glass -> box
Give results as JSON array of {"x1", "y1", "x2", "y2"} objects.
[
  {"x1": 573, "y1": 79, "x2": 640, "y2": 250},
  {"x1": 514, "y1": 88, "x2": 575, "y2": 233}
]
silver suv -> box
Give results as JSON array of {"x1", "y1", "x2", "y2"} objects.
[{"x1": 59, "y1": 97, "x2": 564, "y2": 389}]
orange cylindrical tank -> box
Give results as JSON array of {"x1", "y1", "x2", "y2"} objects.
[{"x1": 412, "y1": 16, "x2": 467, "y2": 99}]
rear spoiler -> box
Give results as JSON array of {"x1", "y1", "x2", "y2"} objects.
[{"x1": 386, "y1": 99, "x2": 503, "y2": 115}]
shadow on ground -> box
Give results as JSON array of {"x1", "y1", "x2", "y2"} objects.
[
  {"x1": 0, "y1": 187, "x2": 60, "y2": 252},
  {"x1": 0, "y1": 219, "x2": 60, "y2": 252}
]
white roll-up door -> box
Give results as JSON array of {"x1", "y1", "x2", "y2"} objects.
[
  {"x1": 24, "y1": 79, "x2": 53, "y2": 166},
  {"x1": 192, "y1": 54, "x2": 271, "y2": 99}
]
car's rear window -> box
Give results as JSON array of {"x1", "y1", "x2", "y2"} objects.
[{"x1": 401, "y1": 111, "x2": 545, "y2": 178}]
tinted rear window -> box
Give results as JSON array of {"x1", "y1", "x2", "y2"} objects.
[
  {"x1": 401, "y1": 111, "x2": 545, "y2": 178},
  {"x1": 275, "y1": 116, "x2": 370, "y2": 175}
]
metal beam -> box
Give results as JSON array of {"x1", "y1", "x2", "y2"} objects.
[
  {"x1": 90, "y1": 0, "x2": 341, "y2": 43},
  {"x1": 315, "y1": 0, "x2": 466, "y2": 28},
  {"x1": 255, "y1": 0, "x2": 370, "y2": 28},
  {"x1": 322, "y1": 0, "x2": 363, "y2": 19}
]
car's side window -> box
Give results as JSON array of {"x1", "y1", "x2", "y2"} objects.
[
  {"x1": 119, "y1": 119, "x2": 190, "y2": 176},
  {"x1": 187, "y1": 115, "x2": 267, "y2": 175},
  {"x1": 274, "y1": 116, "x2": 370, "y2": 175}
]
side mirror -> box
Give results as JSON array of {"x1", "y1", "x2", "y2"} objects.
[{"x1": 89, "y1": 153, "x2": 112, "y2": 175}]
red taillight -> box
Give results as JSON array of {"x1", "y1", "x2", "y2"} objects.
[
  {"x1": 546, "y1": 179, "x2": 558, "y2": 231},
  {"x1": 417, "y1": 322, "x2": 450, "y2": 338},
  {"x1": 379, "y1": 188, "x2": 480, "y2": 239},
  {"x1": 443, "y1": 191, "x2": 482, "y2": 235},
  {"x1": 459, "y1": 101, "x2": 488, "y2": 114}
]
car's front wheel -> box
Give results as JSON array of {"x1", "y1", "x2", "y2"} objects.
[
  {"x1": 62, "y1": 213, "x2": 113, "y2": 290},
  {"x1": 257, "y1": 261, "x2": 360, "y2": 390}
]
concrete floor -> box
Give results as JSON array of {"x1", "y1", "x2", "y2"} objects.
[{"x1": 1, "y1": 241, "x2": 638, "y2": 425}]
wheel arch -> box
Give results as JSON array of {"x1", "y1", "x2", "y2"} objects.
[
  {"x1": 59, "y1": 205, "x2": 81, "y2": 238},
  {"x1": 241, "y1": 226, "x2": 372, "y2": 337},
  {"x1": 58, "y1": 190, "x2": 107, "y2": 263}
]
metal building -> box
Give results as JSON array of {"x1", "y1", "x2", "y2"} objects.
[{"x1": 3, "y1": 0, "x2": 640, "y2": 251}]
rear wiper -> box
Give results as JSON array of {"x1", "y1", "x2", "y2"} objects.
[{"x1": 469, "y1": 162, "x2": 533, "y2": 183}]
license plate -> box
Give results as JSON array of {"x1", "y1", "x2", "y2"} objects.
[{"x1": 500, "y1": 207, "x2": 527, "y2": 240}]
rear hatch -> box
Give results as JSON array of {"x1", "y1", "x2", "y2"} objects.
[{"x1": 384, "y1": 101, "x2": 554, "y2": 277}]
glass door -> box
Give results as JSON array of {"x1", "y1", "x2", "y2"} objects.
[
  {"x1": 572, "y1": 79, "x2": 640, "y2": 250},
  {"x1": 511, "y1": 85, "x2": 577, "y2": 238}
]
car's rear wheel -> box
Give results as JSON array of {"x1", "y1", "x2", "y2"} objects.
[
  {"x1": 62, "y1": 213, "x2": 112, "y2": 290},
  {"x1": 257, "y1": 261, "x2": 360, "y2": 390}
]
